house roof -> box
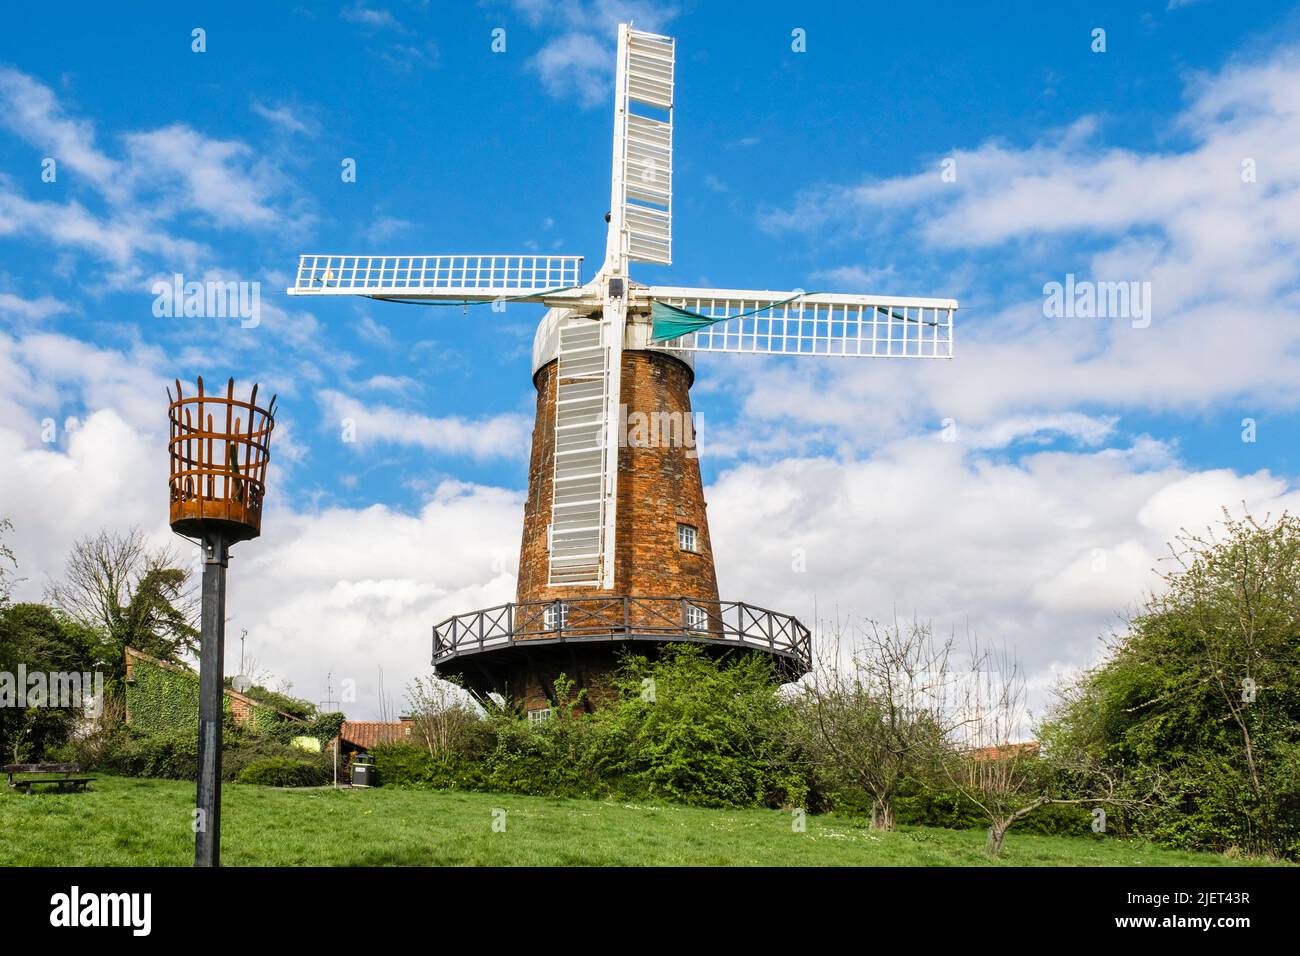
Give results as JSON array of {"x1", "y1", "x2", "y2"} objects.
[
  {"x1": 969, "y1": 741, "x2": 1040, "y2": 762},
  {"x1": 339, "y1": 720, "x2": 414, "y2": 749}
]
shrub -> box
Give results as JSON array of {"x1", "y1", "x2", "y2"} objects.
[
  {"x1": 59, "y1": 723, "x2": 334, "y2": 784},
  {"x1": 236, "y1": 756, "x2": 329, "y2": 788},
  {"x1": 604, "y1": 645, "x2": 809, "y2": 808},
  {"x1": 379, "y1": 646, "x2": 815, "y2": 809},
  {"x1": 370, "y1": 743, "x2": 489, "y2": 791},
  {"x1": 223, "y1": 735, "x2": 329, "y2": 782},
  {"x1": 96, "y1": 727, "x2": 199, "y2": 780},
  {"x1": 1041, "y1": 511, "x2": 1300, "y2": 859}
]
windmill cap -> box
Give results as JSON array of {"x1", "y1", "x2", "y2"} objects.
[{"x1": 532, "y1": 307, "x2": 695, "y2": 378}]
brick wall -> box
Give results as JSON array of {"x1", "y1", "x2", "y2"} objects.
[{"x1": 516, "y1": 349, "x2": 720, "y2": 604}]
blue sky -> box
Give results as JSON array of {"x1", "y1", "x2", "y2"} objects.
[{"x1": 2, "y1": 1, "x2": 1299, "y2": 716}]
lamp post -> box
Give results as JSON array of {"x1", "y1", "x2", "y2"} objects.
[{"x1": 167, "y1": 376, "x2": 277, "y2": 868}]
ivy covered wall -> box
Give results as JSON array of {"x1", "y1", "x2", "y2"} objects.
[
  {"x1": 124, "y1": 650, "x2": 344, "y2": 745},
  {"x1": 124, "y1": 654, "x2": 229, "y2": 732}
]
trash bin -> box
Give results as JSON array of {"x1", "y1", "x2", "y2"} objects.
[{"x1": 351, "y1": 753, "x2": 377, "y2": 788}]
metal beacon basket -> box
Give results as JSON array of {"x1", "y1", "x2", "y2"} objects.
[{"x1": 167, "y1": 376, "x2": 277, "y2": 544}]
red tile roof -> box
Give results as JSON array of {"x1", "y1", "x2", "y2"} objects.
[
  {"x1": 969, "y1": 741, "x2": 1040, "y2": 762},
  {"x1": 338, "y1": 720, "x2": 415, "y2": 750}
]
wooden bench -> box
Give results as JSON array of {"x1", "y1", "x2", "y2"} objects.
[{"x1": 3, "y1": 763, "x2": 94, "y2": 793}]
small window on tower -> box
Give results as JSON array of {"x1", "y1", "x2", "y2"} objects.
[
  {"x1": 528, "y1": 708, "x2": 553, "y2": 725},
  {"x1": 686, "y1": 604, "x2": 708, "y2": 631},
  {"x1": 677, "y1": 523, "x2": 697, "y2": 552}
]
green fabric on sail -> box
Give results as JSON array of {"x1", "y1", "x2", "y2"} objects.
[{"x1": 650, "y1": 292, "x2": 815, "y2": 342}]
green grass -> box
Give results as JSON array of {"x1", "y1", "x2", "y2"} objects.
[{"x1": 0, "y1": 775, "x2": 1284, "y2": 866}]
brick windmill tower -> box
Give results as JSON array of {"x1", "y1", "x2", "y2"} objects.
[{"x1": 288, "y1": 25, "x2": 957, "y2": 716}]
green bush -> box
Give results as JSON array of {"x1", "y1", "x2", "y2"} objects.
[
  {"x1": 236, "y1": 756, "x2": 329, "y2": 788},
  {"x1": 1040, "y1": 512, "x2": 1300, "y2": 859},
  {"x1": 603, "y1": 645, "x2": 809, "y2": 808},
  {"x1": 261, "y1": 710, "x2": 346, "y2": 749},
  {"x1": 60, "y1": 724, "x2": 333, "y2": 784},
  {"x1": 87, "y1": 727, "x2": 199, "y2": 780},
  {"x1": 223, "y1": 735, "x2": 329, "y2": 782},
  {"x1": 370, "y1": 744, "x2": 488, "y2": 791},
  {"x1": 376, "y1": 645, "x2": 813, "y2": 809}
]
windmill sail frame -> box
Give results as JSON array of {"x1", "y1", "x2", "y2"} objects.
[{"x1": 606, "y1": 25, "x2": 675, "y2": 271}]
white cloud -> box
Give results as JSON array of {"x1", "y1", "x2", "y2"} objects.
[
  {"x1": 811, "y1": 263, "x2": 897, "y2": 290},
  {"x1": 123, "y1": 124, "x2": 292, "y2": 231},
  {"x1": 363, "y1": 215, "x2": 414, "y2": 244},
  {"x1": 361, "y1": 374, "x2": 419, "y2": 393},
  {"x1": 251, "y1": 100, "x2": 319, "y2": 137},
  {"x1": 340, "y1": 4, "x2": 404, "y2": 30},
  {"x1": 511, "y1": 1, "x2": 679, "y2": 107},
  {"x1": 0, "y1": 184, "x2": 209, "y2": 277},
  {"x1": 0, "y1": 292, "x2": 71, "y2": 323},
  {"x1": 0, "y1": 66, "x2": 121, "y2": 195},
  {"x1": 744, "y1": 45, "x2": 1300, "y2": 438},
  {"x1": 319, "y1": 389, "x2": 532, "y2": 460},
  {"x1": 531, "y1": 33, "x2": 611, "y2": 107},
  {"x1": 706, "y1": 440, "x2": 1300, "y2": 714},
  {"x1": 380, "y1": 41, "x2": 440, "y2": 72},
  {"x1": 356, "y1": 315, "x2": 395, "y2": 348},
  {"x1": 962, "y1": 413, "x2": 1119, "y2": 450},
  {"x1": 0, "y1": 69, "x2": 308, "y2": 290}
]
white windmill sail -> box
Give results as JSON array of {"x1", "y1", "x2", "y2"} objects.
[
  {"x1": 606, "y1": 25, "x2": 674, "y2": 270},
  {"x1": 641, "y1": 287, "x2": 957, "y2": 358},
  {"x1": 287, "y1": 254, "x2": 588, "y2": 304},
  {"x1": 549, "y1": 312, "x2": 618, "y2": 586}
]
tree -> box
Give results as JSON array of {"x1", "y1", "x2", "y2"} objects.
[
  {"x1": 0, "y1": 602, "x2": 101, "y2": 761},
  {"x1": 406, "y1": 674, "x2": 482, "y2": 756},
  {"x1": 943, "y1": 645, "x2": 1158, "y2": 856},
  {"x1": 791, "y1": 617, "x2": 962, "y2": 830},
  {"x1": 1041, "y1": 509, "x2": 1300, "y2": 859},
  {"x1": 1159, "y1": 511, "x2": 1299, "y2": 831},
  {"x1": 47, "y1": 528, "x2": 198, "y2": 677}
]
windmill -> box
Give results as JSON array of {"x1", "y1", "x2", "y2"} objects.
[{"x1": 287, "y1": 24, "x2": 956, "y2": 713}]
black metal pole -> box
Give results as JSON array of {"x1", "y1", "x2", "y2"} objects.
[{"x1": 195, "y1": 531, "x2": 228, "y2": 867}]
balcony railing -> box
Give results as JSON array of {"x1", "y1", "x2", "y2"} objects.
[{"x1": 432, "y1": 596, "x2": 811, "y2": 673}]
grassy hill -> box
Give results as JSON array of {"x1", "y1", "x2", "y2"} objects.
[{"x1": 1, "y1": 775, "x2": 1286, "y2": 866}]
